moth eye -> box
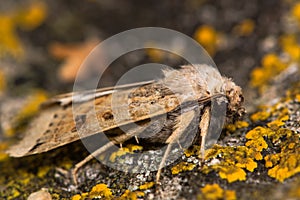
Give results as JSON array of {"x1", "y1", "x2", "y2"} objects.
[
  {"x1": 53, "y1": 114, "x2": 58, "y2": 118},
  {"x1": 102, "y1": 112, "x2": 114, "y2": 120}
]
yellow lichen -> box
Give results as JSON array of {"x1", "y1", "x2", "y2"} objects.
[
  {"x1": 235, "y1": 157, "x2": 257, "y2": 172},
  {"x1": 58, "y1": 158, "x2": 73, "y2": 170},
  {"x1": 200, "y1": 184, "x2": 223, "y2": 199},
  {"x1": 15, "y1": 1, "x2": 47, "y2": 31},
  {"x1": 72, "y1": 187, "x2": 145, "y2": 200},
  {"x1": 109, "y1": 147, "x2": 128, "y2": 161},
  {"x1": 10, "y1": 188, "x2": 21, "y2": 199},
  {"x1": 247, "y1": 148, "x2": 263, "y2": 160},
  {"x1": 4, "y1": 90, "x2": 48, "y2": 137},
  {"x1": 267, "y1": 115, "x2": 289, "y2": 128},
  {"x1": 225, "y1": 123, "x2": 237, "y2": 132},
  {"x1": 226, "y1": 120, "x2": 249, "y2": 133},
  {"x1": 0, "y1": 2, "x2": 47, "y2": 59},
  {"x1": 280, "y1": 33, "x2": 300, "y2": 61},
  {"x1": 171, "y1": 162, "x2": 196, "y2": 175},
  {"x1": 126, "y1": 144, "x2": 143, "y2": 152},
  {"x1": 194, "y1": 25, "x2": 218, "y2": 56},
  {"x1": 250, "y1": 53, "x2": 288, "y2": 91},
  {"x1": 235, "y1": 121, "x2": 249, "y2": 129},
  {"x1": 245, "y1": 137, "x2": 268, "y2": 152},
  {"x1": 117, "y1": 190, "x2": 144, "y2": 200},
  {"x1": 0, "y1": 142, "x2": 9, "y2": 162},
  {"x1": 264, "y1": 154, "x2": 280, "y2": 168},
  {"x1": 71, "y1": 183, "x2": 113, "y2": 200},
  {"x1": 288, "y1": 142, "x2": 296, "y2": 149},
  {"x1": 109, "y1": 144, "x2": 143, "y2": 162},
  {"x1": 245, "y1": 127, "x2": 271, "y2": 153},
  {"x1": 199, "y1": 184, "x2": 237, "y2": 200},
  {"x1": 18, "y1": 170, "x2": 34, "y2": 185},
  {"x1": 250, "y1": 110, "x2": 271, "y2": 122},
  {"x1": 0, "y1": 70, "x2": 6, "y2": 94},
  {"x1": 71, "y1": 194, "x2": 81, "y2": 200},
  {"x1": 253, "y1": 122, "x2": 300, "y2": 182},
  {"x1": 246, "y1": 126, "x2": 266, "y2": 139},
  {"x1": 184, "y1": 145, "x2": 200, "y2": 157},
  {"x1": 268, "y1": 166, "x2": 290, "y2": 183},
  {"x1": 292, "y1": 2, "x2": 300, "y2": 23},
  {"x1": 268, "y1": 152, "x2": 300, "y2": 182},
  {"x1": 146, "y1": 48, "x2": 164, "y2": 62},
  {"x1": 233, "y1": 19, "x2": 255, "y2": 36},
  {"x1": 269, "y1": 128, "x2": 293, "y2": 144},
  {"x1": 89, "y1": 184, "x2": 113, "y2": 199},
  {"x1": 37, "y1": 166, "x2": 51, "y2": 178},
  {"x1": 139, "y1": 182, "x2": 155, "y2": 190},
  {"x1": 224, "y1": 190, "x2": 237, "y2": 200},
  {"x1": 0, "y1": 15, "x2": 23, "y2": 58},
  {"x1": 71, "y1": 193, "x2": 88, "y2": 200},
  {"x1": 218, "y1": 165, "x2": 247, "y2": 183},
  {"x1": 296, "y1": 94, "x2": 300, "y2": 102},
  {"x1": 202, "y1": 145, "x2": 260, "y2": 183},
  {"x1": 244, "y1": 125, "x2": 299, "y2": 181},
  {"x1": 17, "y1": 90, "x2": 48, "y2": 120}
]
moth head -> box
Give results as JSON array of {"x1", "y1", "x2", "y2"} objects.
[{"x1": 222, "y1": 77, "x2": 245, "y2": 121}]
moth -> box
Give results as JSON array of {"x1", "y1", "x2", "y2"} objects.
[{"x1": 7, "y1": 64, "x2": 245, "y2": 185}]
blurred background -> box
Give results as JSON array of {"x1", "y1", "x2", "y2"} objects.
[{"x1": 0, "y1": 0, "x2": 296, "y2": 92}]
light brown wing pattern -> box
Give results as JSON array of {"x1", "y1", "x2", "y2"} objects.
[{"x1": 7, "y1": 83, "x2": 189, "y2": 157}]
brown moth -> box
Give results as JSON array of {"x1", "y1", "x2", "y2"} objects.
[{"x1": 7, "y1": 64, "x2": 245, "y2": 185}]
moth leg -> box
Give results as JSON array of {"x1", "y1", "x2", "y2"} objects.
[
  {"x1": 177, "y1": 141, "x2": 183, "y2": 150},
  {"x1": 199, "y1": 107, "x2": 210, "y2": 159},
  {"x1": 135, "y1": 136, "x2": 140, "y2": 144},
  {"x1": 156, "y1": 110, "x2": 195, "y2": 184},
  {"x1": 71, "y1": 142, "x2": 115, "y2": 186},
  {"x1": 71, "y1": 125, "x2": 146, "y2": 186},
  {"x1": 156, "y1": 142, "x2": 172, "y2": 184}
]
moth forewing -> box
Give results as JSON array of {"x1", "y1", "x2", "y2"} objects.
[
  {"x1": 6, "y1": 64, "x2": 245, "y2": 185},
  {"x1": 7, "y1": 82, "x2": 181, "y2": 157}
]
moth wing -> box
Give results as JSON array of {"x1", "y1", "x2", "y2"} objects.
[
  {"x1": 42, "y1": 80, "x2": 155, "y2": 107},
  {"x1": 6, "y1": 100, "x2": 80, "y2": 157},
  {"x1": 7, "y1": 80, "x2": 180, "y2": 157},
  {"x1": 7, "y1": 76, "x2": 218, "y2": 157}
]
